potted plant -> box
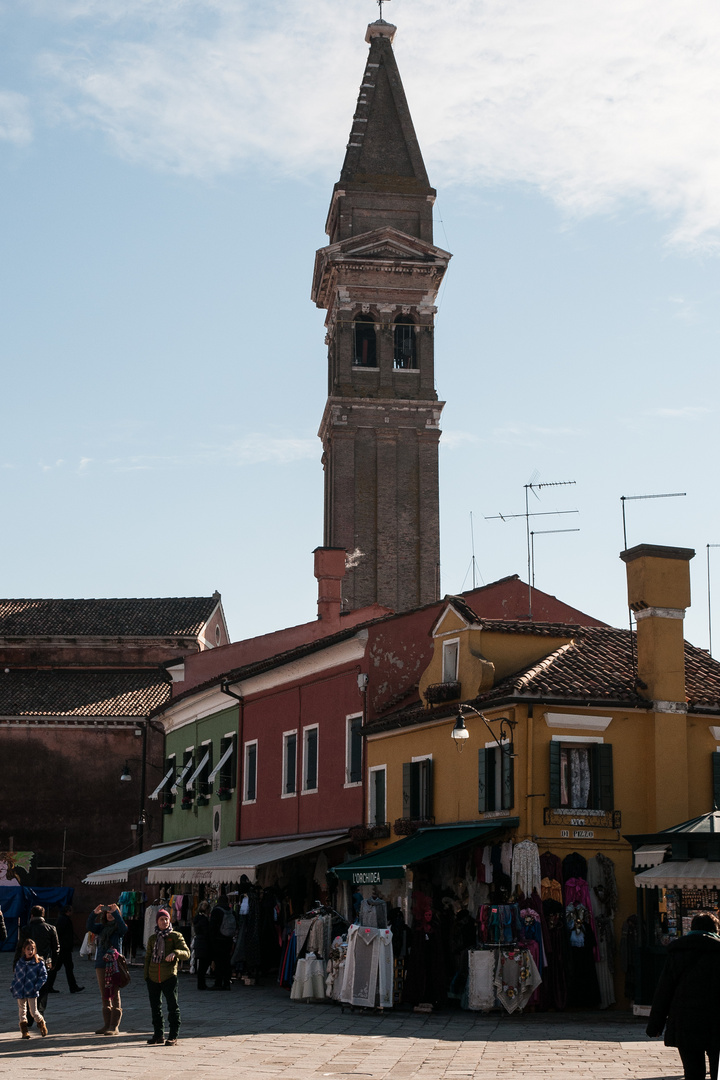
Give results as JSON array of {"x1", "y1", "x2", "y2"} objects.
[
  {"x1": 160, "y1": 800, "x2": 174, "y2": 815},
  {"x1": 217, "y1": 786, "x2": 232, "y2": 802},
  {"x1": 196, "y1": 794, "x2": 210, "y2": 807},
  {"x1": 181, "y1": 794, "x2": 194, "y2": 810}
]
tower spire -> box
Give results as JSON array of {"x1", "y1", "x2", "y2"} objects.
[{"x1": 312, "y1": 23, "x2": 451, "y2": 614}]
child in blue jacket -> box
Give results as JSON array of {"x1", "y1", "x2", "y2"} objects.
[{"x1": 11, "y1": 938, "x2": 48, "y2": 1038}]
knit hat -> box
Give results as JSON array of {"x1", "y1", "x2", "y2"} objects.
[{"x1": 156, "y1": 908, "x2": 171, "y2": 923}]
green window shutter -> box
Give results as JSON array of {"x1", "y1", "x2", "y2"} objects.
[
  {"x1": 478, "y1": 748, "x2": 487, "y2": 813},
  {"x1": 594, "y1": 744, "x2": 614, "y2": 811},
  {"x1": 501, "y1": 746, "x2": 514, "y2": 810},
  {"x1": 422, "y1": 758, "x2": 434, "y2": 819},
  {"x1": 549, "y1": 742, "x2": 561, "y2": 808},
  {"x1": 402, "y1": 762, "x2": 413, "y2": 817},
  {"x1": 712, "y1": 752, "x2": 720, "y2": 810}
]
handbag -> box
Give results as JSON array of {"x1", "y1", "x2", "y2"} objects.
[{"x1": 115, "y1": 952, "x2": 131, "y2": 988}]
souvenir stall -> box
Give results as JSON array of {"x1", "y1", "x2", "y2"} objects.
[
  {"x1": 628, "y1": 812, "x2": 720, "y2": 1006},
  {"x1": 330, "y1": 823, "x2": 620, "y2": 1015}
]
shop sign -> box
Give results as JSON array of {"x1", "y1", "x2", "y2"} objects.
[
  {"x1": 573, "y1": 829, "x2": 595, "y2": 839},
  {"x1": 352, "y1": 871, "x2": 382, "y2": 884},
  {"x1": 543, "y1": 808, "x2": 621, "y2": 829}
]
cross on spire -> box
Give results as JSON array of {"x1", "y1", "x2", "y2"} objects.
[{"x1": 377, "y1": 0, "x2": 390, "y2": 21}]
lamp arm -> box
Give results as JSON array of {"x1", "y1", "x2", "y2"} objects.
[{"x1": 458, "y1": 704, "x2": 516, "y2": 753}]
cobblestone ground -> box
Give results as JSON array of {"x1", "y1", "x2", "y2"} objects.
[{"x1": 0, "y1": 954, "x2": 684, "y2": 1079}]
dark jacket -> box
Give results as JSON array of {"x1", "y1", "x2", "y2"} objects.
[
  {"x1": 192, "y1": 913, "x2": 211, "y2": 959},
  {"x1": 86, "y1": 910, "x2": 127, "y2": 969},
  {"x1": 14, "y1": 918, "x2": 60, "y2": 970},
  {"x1": 647, "y1": 933, "x2": 720, "y2": 1049},
  {"x1": 55, "y1": 912, "x2": 75, "y2": 953}
]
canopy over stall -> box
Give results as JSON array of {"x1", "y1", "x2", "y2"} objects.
[
  {"x1": 332, "y1": 821, "x2": 520, "y2": 883},
  {"x1": 147, "y1": 833, "x2": 347, "y2": 886},
  {"x1": 635, "y1": 860, "x2": 720, "y2": 889},
  {"x1": 83, "y1": 838, "x2": 210, "y2": 886}
]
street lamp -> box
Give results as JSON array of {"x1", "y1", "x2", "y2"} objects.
[
  {"x1": 120, "y1": 761, "x2": 132, "y2": 782},
  {"x1": 451, "y1": 704, "x2": 517, "y2": 755}
]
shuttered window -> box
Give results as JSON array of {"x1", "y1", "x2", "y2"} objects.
[
  {"x1": 478, "y1": 746, "x2": 514, "y2": 812},
  {"x1": 549, "y1": 742, "x2": 613, "y2": 810},
  {"x1": 402, "y1": 758, "x2": 433, "y2": 820}
]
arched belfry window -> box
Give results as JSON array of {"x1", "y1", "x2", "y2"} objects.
[
  {"x1": 353, "y1": 314, "x2": 377, "y2": 367},
  {"x1": 393, "y1": 315, "x2": 416, "y2": 369}
]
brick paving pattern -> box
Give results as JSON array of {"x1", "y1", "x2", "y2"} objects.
[{"x1": 0, "y1": 955, "x2": 683, "y2": 1079}]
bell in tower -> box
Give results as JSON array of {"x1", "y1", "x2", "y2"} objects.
[{"x1": 311, "y1": 15, "x2": 451, "y2": 614}]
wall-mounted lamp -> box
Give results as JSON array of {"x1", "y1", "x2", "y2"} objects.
[
  {"x1": 452, "y1": 705, "x2": 517, "y2": 756},
  {"x1": 450, "y1": 713, "x2": 470, "y2": 751},
  {"x1": 120, "y1": 762, "x2": 132, "y2": 782}
]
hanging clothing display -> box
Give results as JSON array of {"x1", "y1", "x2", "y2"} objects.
[
  {"x1": 467, "y1": 950, "x2": 496, "y2": 1012},
  {"x1": 290, "y1": 954, "x2": 326, "y2": 1001},
  {"x1": 511, "y1": 841, "x2": 541, "y2": 899},
  {"x1": 587, "y1": 854, "x2": 617, "y2": 1009},
  {"x1": 565, "y1": 902, "x2": 601, "y2": 1007},
  {"x1": 466, "y1": 946, "x2": 542, "y2": 1014},
  {"x1": 340, "y1": 925, "x2": 394, "y2": 1009}
]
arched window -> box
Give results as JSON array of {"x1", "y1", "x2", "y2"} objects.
[
  {"x1": 393, "y1": 315, "x2": 416, "y2": 369},
  {"x1": 353, "y1": 314, "x2": 377, "y2": 367}
]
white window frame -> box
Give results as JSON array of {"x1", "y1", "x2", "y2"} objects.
[
  {"x1": 243, "y1": 739, "x2": 258, "y2": 805},
  {"x1": 302, "y1": 724, "x2": 319, "y2": 794},
  {"x1": 345, "y1": 712, "x2": 363, "y2": 788},
  {"x1": 368, "y1": 764, "x2": 387, "y2": 825},
  {"x1": 483, "y1": 738, "x2": 510, "y2": 811},
  {"x1": 442, "y1": 638, "x2": 460, "y2": 683},
  {"x1": 282, "y1": 729, "x2": 298, "y2": 798}
]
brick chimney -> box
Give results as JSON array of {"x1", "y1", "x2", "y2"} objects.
[
  {"x1": 621, "y1": 542, "x2": 695, "y2": 829},
  {"x1": 314, "y1": 548, "x2": 347, "y2": 627}
]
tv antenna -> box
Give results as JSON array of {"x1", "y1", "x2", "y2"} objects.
[
  {"x1": 486, "y1": 479, "x2": 578, "y2": 618},
  {"x1": 707, "y1": 544, "x2": 720, "y2": 657},
  {"x1": 461, "y1": 511, "x2": 485, "y2": 591},
  {"x1": 531, "y1": 528, "x2": 580, "y2": 588},
  {"x1": 620, "y1": 491, "x2": 686, "y2": 550}
]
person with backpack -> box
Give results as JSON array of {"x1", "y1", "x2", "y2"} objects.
[
  {"x1": 144, "y1": 908, "x2": 190, "y2": 1046},
  {"x1": 209, "y1": 895, "x2": 236, "y2": 990}
]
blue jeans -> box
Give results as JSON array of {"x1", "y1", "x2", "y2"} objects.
[{"x1": 146, "y1": 975, "x2": 180, "y2": 1039}]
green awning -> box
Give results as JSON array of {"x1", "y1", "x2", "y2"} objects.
[{"x1": 332, "y1": 820, "x2": 519, "y2": 883}]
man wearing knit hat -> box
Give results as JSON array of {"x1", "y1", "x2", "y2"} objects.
[{"x1": 143, "y1": 908, "x2": 190, "y2": 1046}]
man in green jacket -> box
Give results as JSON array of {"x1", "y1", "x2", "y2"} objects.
[{"x1": 144, "y1": 908, "x2": 191, "y2": 1046}]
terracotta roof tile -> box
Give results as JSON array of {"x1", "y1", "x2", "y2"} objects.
[
  {"x1": 0, "y1": 596, "x2": 220, "y2": 638},
  {"x1": 0, "y1": 670, "x2": 170, "y2": 717}
]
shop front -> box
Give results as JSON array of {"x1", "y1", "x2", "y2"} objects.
[{"x1": 627, "y1": 812, "x2": 720, "y2": 1007}]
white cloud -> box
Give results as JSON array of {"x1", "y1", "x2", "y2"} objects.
[
  {"x1": 645, "y1": 405, "x2": 713, "y2": 418},
  {"x1": 0, "y1": 91, "x2": 32, "y2": 144},
  {"x1": 22, "y1": 0, "x2": 720, "y2": 248},
  {"x1": 102, "y1": 433, "x2": 317, "y2": 471}
]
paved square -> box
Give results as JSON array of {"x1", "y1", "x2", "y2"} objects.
[{"x1": 0, "y1": 955, "x2": 683, "y2": 1079}]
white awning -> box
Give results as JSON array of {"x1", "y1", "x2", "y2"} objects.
[
  {"x1": 633, "y1": 844, "x2": 671, "y2": 869},
  {"x1": 208, "y1": 741, "x2": 234, "y2": 784},
  {"x1": 83, "y1": 838, "x2": 210, "y2": 885},
  {"x1": 186, "y1": 749, "x2": 210, "y2": 790},
  {"x1": 149, "y1": 765, "x2": 175, "y2": 801},
  {"x1": 171, "y1": 758, "x2": 194, "y2": 795},
  {"x1": 635, "y1": 860, "x2": 720, "y2": 890},
  {"x1": 147, "y1": 833, "x2": 347, "y2": 886}
]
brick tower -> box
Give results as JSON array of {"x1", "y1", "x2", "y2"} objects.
[{"x1": 312, "y1": 17, "x2": 451, "y2": 613}]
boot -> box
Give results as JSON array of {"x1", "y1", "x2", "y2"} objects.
[
  {"x1": 36, "y1": 1016, "x2": 48, "y2": 1038},
  {"x1": 95, "y1": 1003, "x2": 112, "y2": 1035},
  {"x1": 105, "y1": 1006, "x2": 122, "y2": 1035},
  {"x1": 20, "y1": 1020, "x2": 30, "y2": 1039}
]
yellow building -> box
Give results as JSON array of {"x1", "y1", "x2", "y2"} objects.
[{"x1": 336, "y1": 544, "x2": 720, "y2": 1008}]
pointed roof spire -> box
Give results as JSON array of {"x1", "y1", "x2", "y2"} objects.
[{"x1": 338, "y1": 20, "x2": 432, "y2": 195}]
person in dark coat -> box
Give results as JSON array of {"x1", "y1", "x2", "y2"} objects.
[
  {"x1": 14, "y1": 906, "x2": 60, "y2": 1021},
  {"x1": 45, "y1": 905, "x2": 84, "y2": 994},
  {"x1": 646, "y1": 913, "x2": 720, "y2": 1080},
  {"x1": 209, "y1": 895, "x2": 235, "y2": 990},
  {"x1": 192, "y1": 901, "x2": 211, "y2": 990}
]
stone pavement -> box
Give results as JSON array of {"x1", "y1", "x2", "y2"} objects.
[{"x1": 0, "y1": 953, "x2": 684, "y2": 1079}]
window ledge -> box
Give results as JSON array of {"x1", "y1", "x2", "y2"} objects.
[
  {"x1": 301, "y1": 787, "x2": 318, "y2": 796},
  {"x1": 344, "y1": 781, "x2": 363, "y2": 789},
  {"x1": 241, "y1": 798, "x2": 257, "y2": 806},
  {"x1": 281, "y1": 791, "x2": 297, "y2": 800}
]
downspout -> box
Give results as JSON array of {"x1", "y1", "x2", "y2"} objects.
[
  {"x1": 526, "y1": 704, "x2": 533, "y2": 841},
  {"x1": 221, "y1": 681, "x2": 244, "y2": 842}
]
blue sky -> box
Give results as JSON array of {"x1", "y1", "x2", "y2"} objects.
[{"x1": 2, "y1": 0, "x2": 720, "y2": 651}]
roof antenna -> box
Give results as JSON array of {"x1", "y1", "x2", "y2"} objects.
[{"x1": 486, "y1": 477, "x2": 578, "y2": 619}]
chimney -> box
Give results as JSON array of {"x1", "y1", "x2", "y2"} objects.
[
  {"x1": 314, "y1": 548, "x2": 346, "y2": 628},
  {"x1": 621, "y1": 543, "x2": 694, "y2": 708},
  {"x1": 621, "y1": 543, "x2": 694, "y2": 830}
]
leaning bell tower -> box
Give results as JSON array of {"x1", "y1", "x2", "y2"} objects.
[{"x1": 311, "y1": 15, "x2": 451, "y2": 613}]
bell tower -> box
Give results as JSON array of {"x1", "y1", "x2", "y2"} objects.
[{"x1": 312, "y1": 17, "x2": 451, "y2": 613}]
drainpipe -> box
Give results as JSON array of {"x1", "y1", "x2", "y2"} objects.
[{"x1": 221, "y1": 681, "x2": 244, "y2": 842}]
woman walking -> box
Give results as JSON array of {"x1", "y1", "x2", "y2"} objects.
[
  {"x1": 192, "y1": 901, "x2": 211, "y2": 990},
  {"x1": 85, "y1": 902, "x2": 127, "y2": 1036},
  {"x1": 11, "y1": 939, "x2": 48, "y2": 1039},
  {"x1": 647, "y1": 913, "x2": 720, "y2": 1080},
  {"x1": 144, "y1": 908, "x2": 190, "y2": 1046}
]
